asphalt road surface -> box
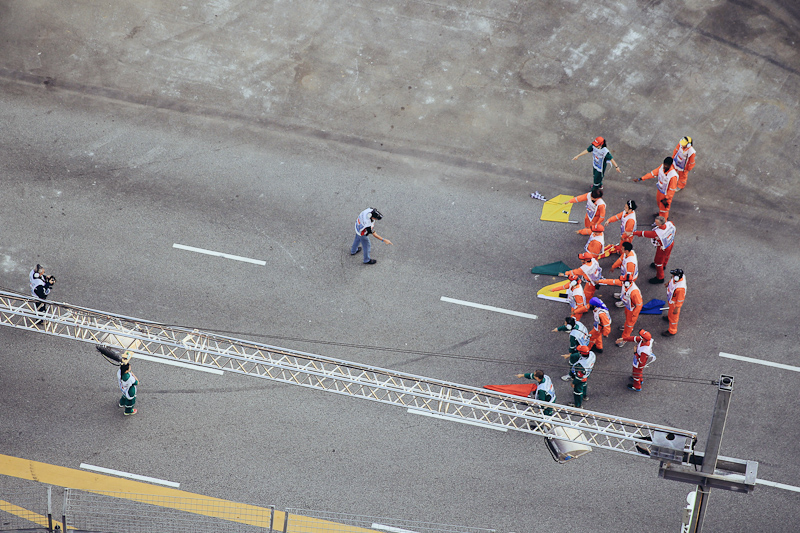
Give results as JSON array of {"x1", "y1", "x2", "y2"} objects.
[{"x1": 1, "y1": 1, "x2": 799, "y2": 532}]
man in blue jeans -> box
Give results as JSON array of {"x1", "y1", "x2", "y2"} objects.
[{"x1": 351, "y1": 208, "x2": 392, "y2": 264}]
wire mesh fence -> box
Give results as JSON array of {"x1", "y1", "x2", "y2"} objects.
[
  {"x1": 286, "y1": 509, "x2": 496, "y2": 533},
  {"x1": 64, "y1": 490, "x2": 273, "y2": 533},
  {"x1": 0, "y1": 481, "x2": 497, "y2": 533},
  {"x1": 0, "y1": 481, "x2": 51, "y2": 531}
]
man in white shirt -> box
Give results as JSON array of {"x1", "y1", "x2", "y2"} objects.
[{"x1": 350, "y1": 208, "x2": 392, "y2": 265}]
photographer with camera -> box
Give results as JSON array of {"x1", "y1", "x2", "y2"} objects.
[{"x1": 29, "y1": 264, "x2": 56, "y2": 314}]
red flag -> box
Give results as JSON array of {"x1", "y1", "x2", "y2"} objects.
[{"x1": 484, "y1": 383, "x2": 537, "y2": 398}]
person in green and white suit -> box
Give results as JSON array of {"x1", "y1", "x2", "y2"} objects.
[
  {"x1": 118, "y1": 362, "x2": 138, "y2": 416},
  {"x1": 516, "y1": 370, "x2": 557, "y2": 416}
]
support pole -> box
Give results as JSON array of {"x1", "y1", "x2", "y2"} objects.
[
  {"x1": 61, "y1": 488, "x2": 68, "y2": 533},
  {"x1": 47, "y1": 486, "x2": 53, "y2": 533},
  {"x1": 689, "y1": 375, "x2": 734, "y2": 533}
]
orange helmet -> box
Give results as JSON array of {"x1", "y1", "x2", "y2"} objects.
[
  {"x1": 578, "y1": 252, "x2": 592, "y2": 261},
  {"x1": 591, "y1": 224, "x2": 604, "y2": 233},
  {"x1": 568, "y1": 273, "x2": 579, "y2": 281},
  {"x1": 639, "y1": 329, "x2": 652, "y2": 341},
  {"x1": 592, "y1": 136, "x2": 605, "y2": 147},
  {"x1": 576, "y1": 345, "x2": 590, "y2": 354}
]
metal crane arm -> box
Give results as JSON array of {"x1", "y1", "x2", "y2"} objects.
[{"x1": 0, "y1": 289, "x2": 696, "y2": 461}]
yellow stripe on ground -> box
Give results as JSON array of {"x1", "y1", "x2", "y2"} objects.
[
  {"x1": 0, "y1": 454, "x2": 377, "y2": 533},
  {"x1": 0, "y1": 499, "x2": 51, "y2": 528}
]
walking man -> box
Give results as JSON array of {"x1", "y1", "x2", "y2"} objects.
[
  {"x1": 605, "y1": 200, "x2": 637, "y2": 255},
  {"x1": 564, "y1": 187, "x2": 606, "y2": 230},
  {"x1": 515, "y1": 370, "x2": 557, "y2": 416},
  {"x1": 662, "y1": 268, "x2": 687, "y2": 337},
  {"x1": 118, "y1": 361, "x2": 139, "y2": 416},
  {"x1": 564, "y1": 345, "x2": 595, "y2": 408},
  {"x1": 571, "y1": 136, "x2": 621, "y2": 189},
  {"x1": 628, "y1": 216, "x2": 676, "y2": 284},
  {"x1": 635, "y1": 157, "x2": 679, "y2": 220},
  {"x1": 351, "y1": 208, "x2": 392, "y2": 265},
  {"x1": 672, "y1": 137, "x2": 696, "y2": 190},
  {"x1": 588, "y1": 297, "x2": 611, "y2": 354},
  {"x1": 619, "y1": 329, "x2": 656, "y2": 392}
]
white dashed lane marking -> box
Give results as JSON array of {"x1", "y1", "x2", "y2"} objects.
[
  {"x1": 407, "y1": 408, "x2": 508, "y2": 432},
  {"x1": 173, "y1": 243, "x2": 266, "y2": 266},
  {"x1": 719, "y1": 352, "x2": 800, "y2": 373},
  {"x1": 440, "y1": 296, "x2": 538, "y2": 320}
]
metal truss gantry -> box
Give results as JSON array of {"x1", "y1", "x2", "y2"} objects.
[{"x1": 0, "y1": 289, "x2": 697, "y2": 462}]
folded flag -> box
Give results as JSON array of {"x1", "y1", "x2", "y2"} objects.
[
  {"x1": 541, "y1": 194, "x2": 575, "y2": 223},
  {"x1": 537, "y1": 280, "x2": 569, "y2": 303},
  {"x1": 530, "y1": 190, "x2": 547, "y2": 201},
  {"x1": 484, "y1": 383, "x2": 537, "y2": 398},
  {"x1": 531, "y1": 261, "x2": 572, "y2": 276},
  {"x1": 641, "y1": 299, "x2": 667, "y2": 315},
  {"x1": 599, "y1": 243, "x2": 615, "y2": 259}
]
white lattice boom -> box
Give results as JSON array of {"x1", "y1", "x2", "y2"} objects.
[{"x1": 0, "y1": 289, "x2": 697, "y2": 460}]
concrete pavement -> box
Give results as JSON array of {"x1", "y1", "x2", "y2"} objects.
[{"x1": 1, "y1": 0, "x2": 798, "y2": 210}]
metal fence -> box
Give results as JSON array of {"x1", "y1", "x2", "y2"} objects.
[
  {"x1": 0, "y1": 482, "x2": 52, "y2": 532},
  {"x1": 64, "y1": 490, "x2": 274, "y2": 533},
  {"x1": 0, "y1": 482, "x2": 495, "y2": 533}
]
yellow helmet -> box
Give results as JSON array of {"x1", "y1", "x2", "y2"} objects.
[{"x1": 679, "y1": 136, "x2": 692, "y2": 147}]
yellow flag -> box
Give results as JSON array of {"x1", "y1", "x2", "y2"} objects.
[
  {"x1": 541, "y1": 194, "x2": 577, "y2": 223},
  {"x1": 537, "y1": 280, "x2": 569, "y2": 303}
]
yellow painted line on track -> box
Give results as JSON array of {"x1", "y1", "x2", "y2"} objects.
[
  {"x1": 0, "y1": 454, "x2": 378, "y2": 533},
  {"x1": 0, "y1": 499, "x2": 51, "y2": 528}
]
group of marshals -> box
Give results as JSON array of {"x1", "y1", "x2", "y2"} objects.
[{"x1": 517, "y1": 136, "x2": 694, "y2": 408}]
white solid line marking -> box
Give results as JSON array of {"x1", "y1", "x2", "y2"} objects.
[
  {"x1": 130, "y1": 353, "x2": 224, "y2": 375},
  {"x1": 407, "y1": 408, "x2": 508, "y2": 432},
  {"x1": 440, "y1": 296, "x2": 537, "y2": 320},
  {"x1": 371, "y1": 524, "x2": 421, "y2": 533},
  {"x1": 172, "y1": 243, "x2": 266, "y2": 266},
  {"x1": 79, "y1": 464, "x2": 180, "y2": 488},
  {"x1": 719, "y1": 352, "x2": 800, "y2": 373},
  {"x1": 756, "y1": 479, "x2": 800, "y2": 493}
]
